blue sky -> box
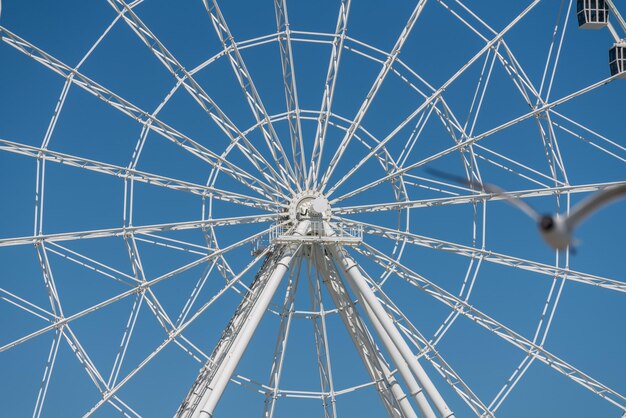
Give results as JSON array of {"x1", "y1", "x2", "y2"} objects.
[{"x1": 1, "y1": 1, "x2": 625, "y2": 417}]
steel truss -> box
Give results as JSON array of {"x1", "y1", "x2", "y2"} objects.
[{"x1": 1, "y1": 1, "x2": 625, "y2": 417}]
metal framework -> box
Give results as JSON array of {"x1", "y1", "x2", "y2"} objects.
[{"x1": 0, "y1": 0, "x2": 625, "y2": 417}]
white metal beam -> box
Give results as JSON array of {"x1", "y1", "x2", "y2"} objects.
[
  {"x1": 0, "y1": 26, "x2": 282, "y2": 201},
  {"x1": 307, "y1": 0, "x2": 352, "y2": 188},
  {"x1": 203, "y1": 0, "x2": 299, "y2": 191},
  {"x1": 315, "y1": 246, "x2": 415, "y2": 418},
  {"x1": 0, "y1": 138, "x2": 279, "y2": 212},
  {"x1": 274, "y1": 0, "x2": 307, "y2": 185},
  {"x1": 0, "y1": 214, "x2": 277, "y2": 248},
  {"x1": 356, "y1": 242, "x2": 626, "y2": 411},
  {"x1": 176, "y1": 221, "x2": 309, "y2": 417},
  {"x1": 107, "y1": 0, "x2": 291, "y2": 195},
  {"x1": 319, "y1": 0, "x2": 429, "y2": 191},
  {"x1": 337, "y1": 217, "x2": 626, "y2": 294}
]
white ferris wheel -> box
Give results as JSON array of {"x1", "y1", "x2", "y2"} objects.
[{"x1": 0, "y1": 0, "x2": 625, "y2": 417}]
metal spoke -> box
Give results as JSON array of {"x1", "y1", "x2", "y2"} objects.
[
  {"x1": 0, "y1": 287, "x2": 55, "y2": 323},
  {"x1": 0, "y1": 26, "x2": 282, "y2": 201},
  {"x1": 0, "y1": 138, "x2": 279, "y2": 212},
  {"x1": 318, "y1": 0, "x2": 428, "y2": 191},
  {"x1": 0, "y1": 213, "x2": 276, "y2": 247},
  {"x1": 203, "y1": 0, "x2": 299, "y2": 191},
  {"x1": 333, "y1": 180, "x2": 626, "y2": 215},
  {"x1": 274, "y1": 0, "x2": 307, "y2": 185},
  {"x1": 323, "y1": 0, "x2": 542, "y2": 198},
  {"x1": 337, "y1": 217, "x2": 626, "y2": 293},
  {"x1": 45, "y1": 242, "x2": 138, "y2": 287},
  {"x1": 32, "y1": 329, "x2": 62, "y2": 418},
  {"x1": 1, "y1": 223, "x2": 282, "y2": 353},
  {"x1": 355, "y1": 242, "x2": 626, "y2": 410},
  {"x1": 107, "y1": 0, "x2": 291, "y2": 195},
  {"x1": 108, "y1": 292, "x2": 144, "y2": 388},
  {"x1": 307, "y1": 0, "x2": 352, "y2": 188}
]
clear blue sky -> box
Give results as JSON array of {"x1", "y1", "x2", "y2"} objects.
[{"x1": 1, "y1": 1, "x2": 625, "y2": 417}]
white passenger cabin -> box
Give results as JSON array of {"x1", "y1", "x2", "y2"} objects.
[{"x1": 577, "y1": 0, "x2": 610, "y2": 29}]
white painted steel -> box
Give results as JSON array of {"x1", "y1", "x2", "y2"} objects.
[
  {"x1": 178, "y1": 221, "x2": 309, "y2": 418},
  {"x1": 1, "y1": 1, "x2": 625, "y2": 416},
  {"x1": 325, "y1": 220, "x2": 453, "y2": 418},
  {"x1": 315, "y1": 245, "x2": 414, "y2": 418}
]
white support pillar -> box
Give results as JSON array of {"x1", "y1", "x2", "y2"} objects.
[
  {"x1": 315, "y1": 246, "x2": 417, "y2": 418},
  {"x1": 325, "y1": 223, "x2": 454, "y2": 418},
  {"x1": 178, "y1": 221, "x2": 310, "y2": 418}
]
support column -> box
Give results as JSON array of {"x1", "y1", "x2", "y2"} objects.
[
  {"x1": 324, "y1": 223, "x2": 454, "y2": 418},
  {"x1": 177, "y1": 221, "x2": 310, "y2": 418},
  {"x1": 315, "y1": 245, "x2": 416, "y2": 418}
]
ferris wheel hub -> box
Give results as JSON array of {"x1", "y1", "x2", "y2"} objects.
[{"x1": 287, "y1": 190, "x2": 331, "y2": 222}]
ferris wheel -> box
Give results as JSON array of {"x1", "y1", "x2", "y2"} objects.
[{"x1": 1, "y1": 0, "x2": 625, "y2": 417}]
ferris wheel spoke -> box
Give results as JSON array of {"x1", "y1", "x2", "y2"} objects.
[
  {"x1": 0, "y1": 27, "x2": 283, "y2": 202},
  {"x1": 0, "y1": 287, "x2": 56, "y2": 323},
  {"x1": 35, "y1": 244, "x2": 64, "y2": 318},
  {"x1": 274, "y1": 0, "x2": 307, "y2": 186},
  {"x1": 397, "y1": 105, "x2": 440, "y2": 170},
  {"x1": 108, "y1": 292, "x2": 144, "y2": 388},
  {"x1": 537, "y1": 0, "x2": 572, "y2": 103},
  {"x1": 0, "y1": 213, "x2": 276, "y2": 248},
  {"x1": 355, "y1": 242, "x2": 626, "y2": 411},
  {"x1": 361, "y1": 271, "x2": 493, "y2": 417},
  {"x1": 45, "y1": 242, "x2": 139, "y2": 287},
  {"x1": 107, "y1": 0, "x2": 292, "y2": 196},
  {"x1": 318, "y1": 0, "x2": 428, "y2": 192},
  {"x1": 203, "y1": 0, "x2": 300, "y2": 191},
  {"x1": 433, "y1": 0, "x2": 496, "y2": 41},
  {"x1": 133, "y1": 233, "x2": 211, "y2": 257},
  {"x1": 175, "y1": 259, "x2": 219, "y2": 329},
  {"x1": 331, "y1": 68, "x2": 620, "y2": 206},
  {"x1": 0, "y1": 139, "x2": 280, "y2": 212},
  {"x1": 323, "y1": 1, "x2": 542, "y2": 199},
  {"x1": 59, "y1": 325, "x2": 140, "y2": 418},
  {"x1": 459, "y1": 38, "x2": 498, "y2": 140},
  {"x1": 550, "y1": 111, "x2": 626, "y2": 163},
  {"x1": 82, "y1": 247, "x2": 276, "y2": 417},
  {"x1": 123, "y1": 236, "x2": 172, "y2": 336},
  {"x1": 32, "y1": 329, "x2": 62, "y2": 418},
  {"x1": 307, "y1": 0, "x2": 352, "y2": 189},
  {"x1": 334, "y1": 180, "x2": 626, "y2": 215},
  {"x1": 337, "y1": 217, "x2": 626, "y2": 294},
  {"x1": 473, "y1": 144, "x2": 559, "y2": 188},
  {"x1": 489, "y1": 265, "x2": 567, "y2": 413},
  {"x1": 494, "y1": 43, "x2": 568, "y2": 183},
  {"x1": 0, "y1": 223, "x2": 278, "y2": 355},
  {"x1": 62, "y1": 325, "x2": 109, "y2": 393}
]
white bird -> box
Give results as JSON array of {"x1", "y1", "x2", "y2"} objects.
[{"x1": 426, "y1": 168, "x2": 626, "y2": 251}]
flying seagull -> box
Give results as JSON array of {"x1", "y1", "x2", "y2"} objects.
[{"x1": 426, "y1": 168, "x2": 626, "y2": 250}]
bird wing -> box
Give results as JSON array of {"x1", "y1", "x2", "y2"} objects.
[
  {"x1": 425, "y1": 168, "x2": 540, "y2": 221},
  {"x1": 565, "y1": 183, "x2": 626, "y2": 228}
]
